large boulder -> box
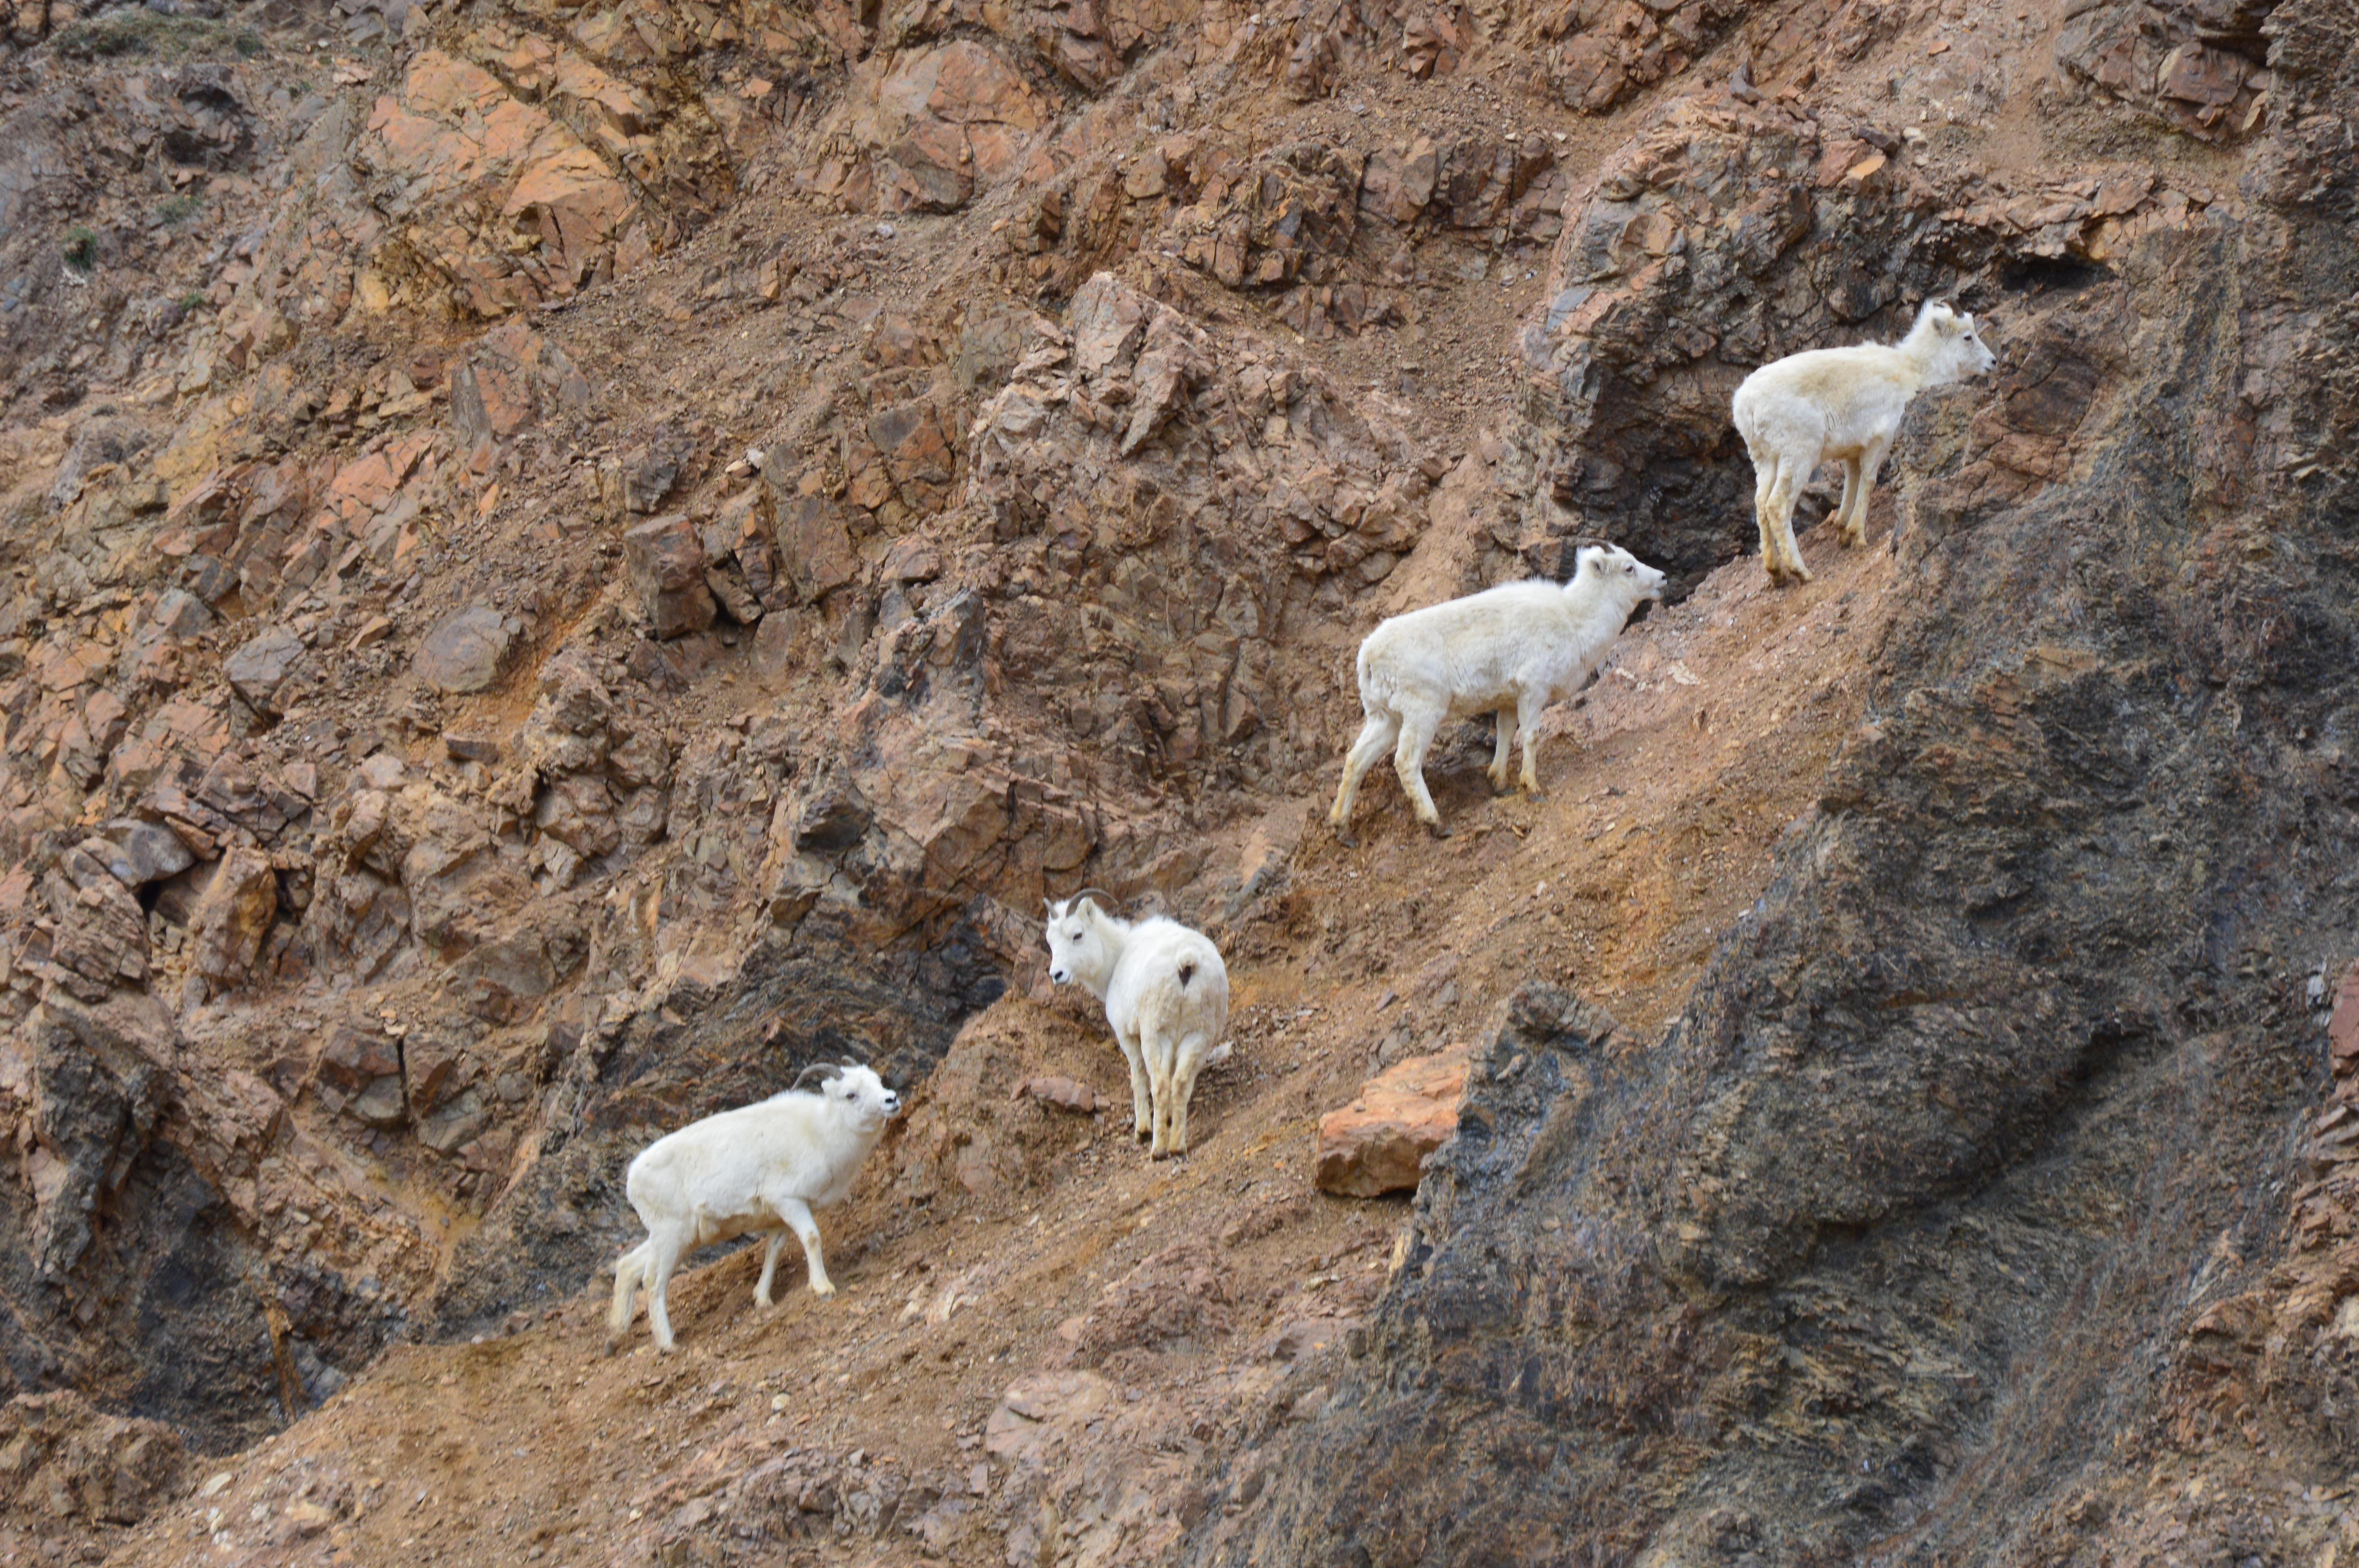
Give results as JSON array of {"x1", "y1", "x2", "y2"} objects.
[
  {"x1": 415, "y1": 604, "x2": 521, "y2": 694},
  {"x1": 1314, "y1": 1044, "x2": 1472, "y2": 1197},
  {"x1": 623, "y1": 514, "x2": 718, "y2": 639}
]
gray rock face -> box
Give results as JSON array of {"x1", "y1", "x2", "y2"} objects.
[
  {"x1": 147, "y1": 588, "x2": 213, "y2": 638},
  {"x1": 90, "y1": 820, "x2": 194, "y2": 887},
  {"x1": 414, "y1": 604, "x2": 520, "y2": 693},
  {"x1": 223, "y1": 626, "x2": 309, "y2": 714}
]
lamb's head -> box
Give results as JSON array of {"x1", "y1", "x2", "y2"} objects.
[
  {"x1": 800, "y1": 1062, "x2": 900, "y2": 1127},
  {"x1": 1043, "y1": 891, "x2": 1123, "y2": 992},
  {"x1": 1914, "y1": 300, "x2": 1997, "y2": 385},
  {"x1": 1573, "y1": 543, "x2": 1667, "y2": 606}
]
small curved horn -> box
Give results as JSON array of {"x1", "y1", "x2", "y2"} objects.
[
  {"x1": 1064, "y1": 886, "x2": 1123, "y2": 915},
  {"x1": 792, "y1": 1062, "x2": 843, "y2": 1091}
]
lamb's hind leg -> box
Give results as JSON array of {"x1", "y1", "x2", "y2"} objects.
[
  {"x1": 1330, "y1": 710, "x2": 1399, "y2": 845},
  {"x1": 1118, "y1": 1025, "x2": 1152, "y2": 1143},
  {"x1": 642, "y1": 1225, "x2": 690, "y2": 1353},
  {"x1": 754, "y1": 1228, "x2": 789, "y2": 1308},
  {"x1": 607, "y1": 1240, "x2": 651, "y2": 1347},
  {"x1": 1487, "y1": 708, "x2": 1515, "y2": 792},
  {"x1": 1752, "y1": 452, "x2": 1787, "y2": 583},
  {"x1": 1167, "y1": 1031, "x2": 1219, "y2": 1156},
  {"x1": 1763, "y1": 460, "x2": 1810, "y2": 585},
  {"x1": 1390, "y1": 700, "x2": 1450, "y2": 835},
  {"x1": 1143, "y1": 1021, "x2": 1178, "y2": 1159}
]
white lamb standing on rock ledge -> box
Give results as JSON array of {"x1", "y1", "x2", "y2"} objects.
[
  {"x1": 1329, "y1": 542, "x2": 1666, "y2": 843},
  {"x1": 605, "y1": 1062, "x2": 901, "y2": 1354},
  {"x1": 1732, "y1": 298, "x2": 1997, "y2": 586},
  {"x1": 1043, "y1": 891, "x2": 1231, "y2": 1159}
]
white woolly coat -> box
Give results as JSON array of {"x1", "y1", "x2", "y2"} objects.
[
  {"x1": 1355, "y1": 554, "x2": 1663, "y2": 722},
  {"x1": 623, "y1": 1085, "x2": 892, "y2": 1244}
]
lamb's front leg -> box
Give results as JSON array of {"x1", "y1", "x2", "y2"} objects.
[
  {"x1": 1514, "y1": 688, "x2": 1551, "y2": 799},
  {"x1": 767, "y1": 1196, "x2": 834, "y2": 1296},
  {"x1": 1841, "y1": 437, "x2": 1891, "y2": 548}
]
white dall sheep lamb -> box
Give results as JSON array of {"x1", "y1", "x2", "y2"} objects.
[
  {"x1": 1732, "y1": 298, "x2": 1997, "y2": 586},
  {"x1": 1329, "y1": 542, "x2": 1666, "y2": 842},
  {"x1": 606, "y1": 1062, "x2": 901, "y2": 1353},
  {"x1": 1044, "y1": 891, "x2": 1230, "y2": 1159}
]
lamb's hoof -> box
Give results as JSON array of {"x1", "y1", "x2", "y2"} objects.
[
  {"x1": 1424, "y1": 819, "x2": 1454, "y2": 840},
  {"x1": 656, "y1": 1340, "x2": 679, "y2": 1356},
  {"x1": 811, "y1": 1280, "x2": 838, "y2": 1298},
  {"x1": 1333, "y1": 825, "x2": 1358, "y2": 848}
]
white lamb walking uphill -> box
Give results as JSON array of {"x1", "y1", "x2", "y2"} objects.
[
  {"x1": 1043, "y1": 891, "x2": 1230, "y2": 1159},
  {"x1": 1732, "y1": 298, "x2": 1996, "y2": 586},
  {"x1": 606, "y1": 1062, "x2": 901, "y2": 1353},
  {"x1": 1329, "y1": 542, "x2": 1666, "y2": 842}
]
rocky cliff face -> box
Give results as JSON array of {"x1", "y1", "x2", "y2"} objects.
[
  {"x1": 0, "y1": 0, "x2": 2354, "y2": 1555},
  {"x1": 1227, "y1": 1, "x2": 2359, "y2": 1562}
]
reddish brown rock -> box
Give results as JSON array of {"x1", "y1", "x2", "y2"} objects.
[
  {"x1": 0, "y1": 1390, "x2": 185, "y2": 1526},
  {"x1": 187, "y1": 845, "x2": 280, "y2": 994},
  {"x1": 2330, "y1": 961, "x2": 2359, "y2": 1070},
  {"x1": 1018, "y1": 1076, "x2": 1099, "y2": 1114},
  {"x1": 360, "y1": 50, "x2": 643, "y2": 313},
  {"x1": 623, "y1": 514, "x2": 718, "y2": 639},
  {"x1": 774, "y1": 491, "x2": 860, "y2": 602},
  {"x1": 1314, "y1": 1044, "x2": 1473, "y2": 1197},
  {"x1": 414, "y1": 605, "x2": 520, "y2": 694},
  {"x1": 223, "y1": 626, "x2": 312, "y2": 716},
  {"x1": 451, "y1": 321, "x2": 594, "y2": 446}
]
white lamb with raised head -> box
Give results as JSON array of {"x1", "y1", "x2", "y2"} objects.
[
  {"x1": 1043, "y1": 891, "x2": 1231, "y2": 1159},
  {"x1": 605, "y1": 1062, "x2": 901, "y2": 1354},
  {"x1": 1732, "y1": 298, "x2": 1997, "y2": 586},
  {"x1": 1329, "y1": 542, "x2": 1666, "y2": 843}
]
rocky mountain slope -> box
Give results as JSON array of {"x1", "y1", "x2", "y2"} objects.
[{"x1": 0, "y1": 0, "x2": 2354, "y2": 1557}]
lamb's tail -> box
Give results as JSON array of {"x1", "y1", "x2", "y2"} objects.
[{"x1": 608, "y1": 1243, "x2": 649, "y2": 1341}]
